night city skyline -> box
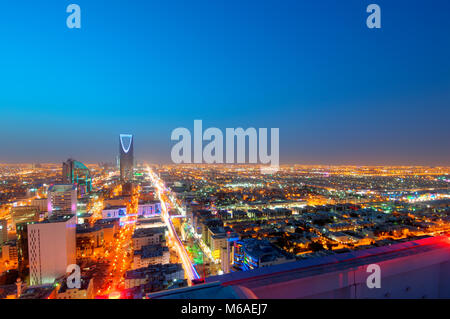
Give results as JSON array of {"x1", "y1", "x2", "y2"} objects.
[{"x1": 0, "y1": 0, "x2": 449, "y2": 305}]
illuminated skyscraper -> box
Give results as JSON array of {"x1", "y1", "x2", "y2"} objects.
[{"x1": 119, "y1": 134, "x2": 134, "y2": 181}]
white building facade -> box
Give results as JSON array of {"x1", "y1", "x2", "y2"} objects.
[{"x1": 28, "y1": 215, "x2": 77, "y2": 286}]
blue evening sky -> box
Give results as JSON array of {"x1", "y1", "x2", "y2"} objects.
[{"x1": 0, "y1": 0, "x2": 449, "y2": 165}]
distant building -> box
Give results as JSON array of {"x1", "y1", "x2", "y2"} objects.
[
  {"x1": 165, "y1": 235, "x2": 450, "y2": 299},
  {"x1": 132, "y1": 244, "x2": 170, "y2": 269},
  {"x1": 62, "y1": 159, "x2": 92, "y2": 196},
  {"x1": 47, "y1": 184, "x2": 77, "y2": 217},
  {"x1": 119, "y1": 134, "x2": 134, "y2": 182},
  {"x1": 76, "y1": 225, "x2": 104, "y2": 258},
  {"x1": 0, "y1": 219, "x2": 7, "y2": 244},
  {"x1": 28, "y1": 215, "x2": 76, "y2": 286}
]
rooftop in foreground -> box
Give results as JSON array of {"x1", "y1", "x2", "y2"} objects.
[{"x1": 149, "y1": 235, "x2": 450, "y2": 299}]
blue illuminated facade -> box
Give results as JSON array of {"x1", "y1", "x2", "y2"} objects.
[{"x1": 233, "y1": 238, "x2": 292, "y2": 272}]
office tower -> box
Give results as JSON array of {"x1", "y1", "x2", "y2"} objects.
[
  {"x1": 62, "y1": 159, "x2": 92, "y2": 196},
  {"x1": 47, "y1": 184, "x2": 77, "y2": 217},
  {"x1": 11, "y1": 206, "x2": 40, "y2": 228},
  {"x1": 0, "y1": 219, "x2": 7, "y2": 244},
  {"x1": 119, "y1": 134, "x2": 134, "y2": 181},
  {"x1": 28, "y1": 215, "x2": 76, "y2": 286}
]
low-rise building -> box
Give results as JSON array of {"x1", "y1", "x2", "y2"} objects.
[
  {"x1": 76, "y1": 225, "x2": 104, "y2": 258},
  {"x1": 30, "y1": 198, "x2": 48, "y2": 213},
  {"x1": 132, "y1": 227, "x2": 166, "y2": 250},
  {"x1": 104, "y1": 195, "x2": 131, "y2": 207},
  {"x1": 0, "y1": 219, "x2": 7, "y2": 244},
  {"x1": 132, "y1": 244, "x2": 170, "y2": 269},
  {"x1": 102, "y1": 206, "x2": 127, "y2": 219},
  {"x1": 19, "y1": 284, "x2": 57, "y2": 299},
  {"x1": 11, "y1": 206, "x2": 40, "y2": 228},
  {"x1": 233, "y1": 238, "x2": 293, "y2": 271},
  {"x1": 27, "y1": 215, "x2": 76, "y2": 286},
  {"x1": 136, "y1": 217, "x2": 165, "y2": 230},
  {"x1": 138, "y1": 200, "x2": 161, "y2": 217},
  {"x1": 1, "y1": 240, "x2": 18, "y2": 268},
  {"x1": 124, "y1": 263, "x2": 184, "y2": 290}
]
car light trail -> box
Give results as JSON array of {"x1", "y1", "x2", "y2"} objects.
[{"x1": 146, "y1": 166, "x2": 200, "y2": 283}]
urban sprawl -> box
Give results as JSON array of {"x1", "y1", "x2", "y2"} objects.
[{"x1": 0, "y1": 135, "x2": 449, "y2": 299}]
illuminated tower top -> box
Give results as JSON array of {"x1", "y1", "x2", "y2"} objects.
[
  {"x1": 120, "y1": 134, "x2": 133, "y2": 154},
  {"x1": 119, "y1": 134, "x2": 134, "y2": 181}
]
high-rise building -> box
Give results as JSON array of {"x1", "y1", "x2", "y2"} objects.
[
  {"x1": 62, "y1": 159, "x2": 92, "y2": 196},
  {"x1": 0, "y1": 219, "x2": 7, "y2": 244},
  {"x1": 119, "y1": 134, "x2": 134, "y2": 181},
  {"x1": 28, "y1": 215, "x2": 76, "y2": 286},
  {"x1": 47, "y1": 184, "x2": 77, "y2": 217}
]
